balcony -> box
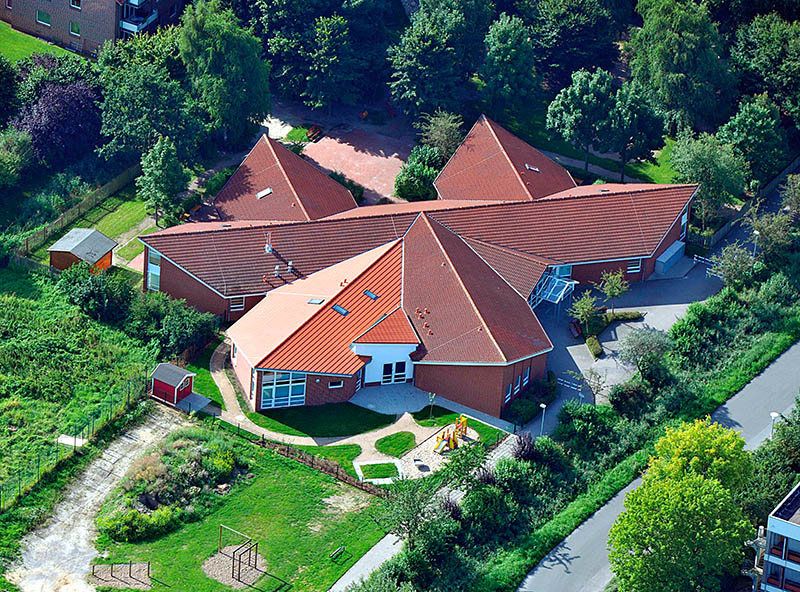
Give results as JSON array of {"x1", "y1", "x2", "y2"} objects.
[{"x1": 120, "y1": 9, "x2": 157, "y2": 33}]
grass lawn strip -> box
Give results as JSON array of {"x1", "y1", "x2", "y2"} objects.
[
  {"x1": 0, "y1": 20, "x2": 71, "y2": 62},
  {"x1": 97, "y1": 445, "x2": 386, "y2": 592},
  {"x1": 360, "y1": 462, "x2": 399, "y2": 480},
  {"x1": 375, "y1": 431, "x2": 416, "y2": 458},
  {"x1": 285, "y1": 126, "x2": 310, "y2": 143},
  {"x1": 243, "y1": 401, "x2": 395, "y2": 438},
  {"x1": 117, "y1": 225, "x2": 158, "y2": 262},
  {"x1": 413, "y1": 405, "x2": 505, "y2": 448},
  {"x1": 186, "y1": 336, "x2": 225, "y2": 410}
]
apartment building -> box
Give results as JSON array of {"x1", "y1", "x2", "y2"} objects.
[
  {"x1": 763, "y1": 481, "x2": 800, "y2": 591},
  {"x1": 1, "y1": 0, "x2": 184, "y2": 55}
]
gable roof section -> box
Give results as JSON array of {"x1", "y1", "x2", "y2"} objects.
[
  {"x1": 213, "y1": 134, "x2": 358, "y2": 222},
  {"x1": 141, "y1": 214, "x2": 417, "y2": 296},
  {"x1": 429, "y1": 184, "x2": 696, "y2": 264},
  {"x1": 322, "y1": 198, "x2": 510, "y2": 220},
  {"x1": 353, "y1": 308, "x2": 420, "y2": 344},
  {"x1": 462, "y1": 237, "x2": 557, "y2": 298},
  {"x1": 401, "y1": 215, "x2": 551, "y2": 364},
  {"x1": 48, "y1": 228, "x2": 117, "y2": 265},
  {"x1": 256, "y1": 241, "x2": 404, "y2": 375},
  {"x1": 150, "y1": 363, "x2": 195, "y2": 387},
  {"x1": 434, "y1": 115, "x2": 576, "y2": 202}
]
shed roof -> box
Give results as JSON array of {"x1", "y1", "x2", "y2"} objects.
[
  {"x1": 48, "y1": 228, "x2": 117, "y2": 265},
  {"x1": 212, "y1": 135, "x2": 358, "y2": 222},
  {"x1": 150, "y1": 363, "x2": 195, "y2": 387}
]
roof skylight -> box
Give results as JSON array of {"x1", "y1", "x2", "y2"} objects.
[
  {"x1": 332, "y1": 304, "x2": 349, "y2": 316},
  {"x1": 256, "y1": 187, "x2": 273, "y2": 199},
  {"x1": 308, "y1": 298, "x2": 325, "y2": 305},
  {"x1": 364, "y1": 290, "x2": 379, "y2": 300}
]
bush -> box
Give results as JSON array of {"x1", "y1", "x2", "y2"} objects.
[
  {"x1": 394, "y1": 145, "x2": 442, "y2": 201},
  {"x1": 552, "y1": 401, "x2": 619, "y2": 460},
  {"x1": 58, "y1": 263, "x2": 134, "y2": 324},
  {"x1": 513, "y1": 432, "x2": 536, "y2": 461},
  {"x1": 0, "y1": 128, "x2": 34, "y2": 190},
  {"x1": 98, "y1": 505, "x2": 181, "y2": 542},
  {"x1": 329, "y1": 170, "x2": 365, "y2": 204},
  {"x1": 204, "y1": 166, "x2": 235, "y2": 197},
  {"x1": 586, "y1": 335, "x2": 603, "y2": 358},
  {"x1": 608, "y1": 380, "x2": 652, "y2": 418}
]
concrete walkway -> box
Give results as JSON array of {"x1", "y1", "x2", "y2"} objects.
[
  {"x1": 518, "y1": 340, "x2": 800, "y2": 592},
  {"x1": 539, "y1": 149, "x2": 646, "y2": 183}
]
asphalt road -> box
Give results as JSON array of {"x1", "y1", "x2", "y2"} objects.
[{"x1": 517, "y1": 340, "x2": 800, "y2": 592}]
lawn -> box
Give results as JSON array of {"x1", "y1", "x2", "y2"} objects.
[
  {"x1": 244, "y1": 401, "x2": 395, "y2": 438},
  {"x1": 117, "y1": 225, "x2": 158, "y2": 262},
  {"x1": 413, "y1": 406, "x2": 505, "y2": 448},
  {"x1": 97, "y1": 447, "x2": 386, "y2": 592},
  {"x1": 186, "y1": 335, "x2": 225, "y2": 410},
  {"x1": 0, "y1": 20, "x2": 70, "y2": 63},
  {"x1": 285, "y1": 125, "x2": 311, "y2": 143},
  {"x1": 375, "y1": 431, "x2": 416, "y2": 457},
  {"x1": 361, "y1": 463, "x2": 399, "y2": 480},
  {"x1": 29, "y1": 184, "x2": 148, "y2": 262},
  {"x1": 295, "y1": 443, "x2": 362, "y2": 479}
]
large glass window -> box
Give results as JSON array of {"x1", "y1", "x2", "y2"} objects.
[
  {"x1": 260, "y1": 371, "x2": 305, "y2": 409},
  {"x1": 35, "y1": 9, "x2": 50, "y2": 25},
  {"x1": 505, "y1": 384, "x2": 512, "y2": 403},
  {"x1": 147, "y1": 250, "x2": 161, "y2": 291},
  {"x1": 523, "y1": 367, "x2": 530, "y2": 387}
]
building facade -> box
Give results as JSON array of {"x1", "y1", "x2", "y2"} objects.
[
  {"x1": 1, "y1": 0, "x2": 184, "y2": 56},
  {"x1": 763, "y1": 482, "x2": 800, "y2": 591}
]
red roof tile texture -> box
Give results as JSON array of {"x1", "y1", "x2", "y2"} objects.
[
  {"x1": 354, "y1": 308, "x2": 420, "y2": 344},
  {"x1": 462, "y1": 237, "x2": 556, "y2": 298},
  {"x1": 213, "y1": 135, "x2": 357, "y2": 222},
  {"x1": 259, "y1": 241, "x2": 404, "y2": 375},
  {"x1": 434, "y1": 115, "x2": 576, "y2": 202}
]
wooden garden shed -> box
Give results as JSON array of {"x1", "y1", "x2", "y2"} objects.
[
  {"x1": 150, "y1": 363, "x2": 195, "y2": 405},
  {"x1": 47, "y1": 228, "x2": 117, "y2": 271}
]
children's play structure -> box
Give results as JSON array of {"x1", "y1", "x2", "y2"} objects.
[{"x1": 433, "y1": 415, "x2": 468, "y2": 454}]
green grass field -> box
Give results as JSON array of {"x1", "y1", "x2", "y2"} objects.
[
  {"x1": 285, "y1": 126, "x2": 311, "y2": 143},
  {"x1": 413, "y1": 406, "x2": 505, "y2": 448},
  {"x1": 244, "y1": 402, "x2": 395, "y2": 438},
  {"x1": 0, "y1": 20, "x2": 70, "y2": 63},
  {"x1": 295, "y1": 443, "x2": 362, "y2": 478},
  {"x1": 186, "y1": 336, "x2": 225, "y2": 410},
  {"x1": 361, "y1": 463, "x2": 399, "y2": 480},
  {"x1": 30, "y1": 184, "x2": 148, "y2": 262},
  {"x1": 375, "y1": 431, "x2": 416, "y2": 457},
  {"x1": 97, "y1": 447, "x2": 385, "y2": 592},
  {"x1": 117, "y1": 226, "x2": 158, "y2": 262}
]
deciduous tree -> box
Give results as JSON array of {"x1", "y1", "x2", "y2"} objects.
[
  {"x1": 179, "y1": 0, "x2": 271, "y2": 148},
  {"x1": 744, "y1": 206, "x2": 793, "y2": 263},
  {"x1": 712, "y1": 242, "x2": 754, "y2": 288},
  {"x1": 781, "y1": 174, "x2": 800, "y2": 223},
  {"x1": 546, "y1": 69, "x2": 615, "y2": 171},
  {"x1": 136, "y1": 136, "x2": 189, "y2": 226},
  {"x1": 617, "y1": 326, "x2": 673, "y2": 377},
  {"x1": 568, "y1": 291, "x2": 598, "y2": 335},
  {"x1": 593, "y1": 269, "x2": 629, "y2": 313},
  {"x1": 670, "y1": 133, "x2": 748, "y2": 231},
  {"x1": 0, "y1": 55, "x2": 17, "y2": 126},
  {"x1": 0, "y1": 128, "x2": 33, "y2": 190},
  {"x1": 376, "y1": 478, "x2": 442, "y2": 551},
  {"x1": 415, "y1": 109, "x2": 464, "y2": 161},
  {"x1": 303, "y1": 15, "x2": 358, "y2": 112},
  {"x1": 480, "y1": 13, "x2": 539, "y2": 115}
]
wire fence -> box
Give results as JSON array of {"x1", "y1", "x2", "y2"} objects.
[{"x1": 0, "y1": 373, "x2": 149, "y2": 513}]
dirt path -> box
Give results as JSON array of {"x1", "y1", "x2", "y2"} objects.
[
  {"x1": 113, "y1": 216, "x2": 155, "y2": 267},
  {"x1": 5, "y1": 405, "x2": 188, "y2": 592}
]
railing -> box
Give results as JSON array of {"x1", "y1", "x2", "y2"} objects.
[
  {"x1": 693, "y1": 254, "x2": 723, "y2": 279},
  {"x1": 120, "y1": 9, "x2": 158, "y2": 33},
  {"x1": 0, "y1": 373, "x2": 148, "y2": 513}
]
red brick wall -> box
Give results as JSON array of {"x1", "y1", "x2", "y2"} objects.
[
  {"x1": 227, "y1": 294, "x2": 266, "y2": 322},
  {"x1": 305, "y1": 374, "x2": 357, "y2": 405},
  {"x1": 645, "y1": 210, "x2": 686, "y2": 278},
  {"x1": 414, "y1": 354, "x2": 547, "y2": 418},
  {"x1": 146, "y1": 247, "x2": 227, "y2": 316}
]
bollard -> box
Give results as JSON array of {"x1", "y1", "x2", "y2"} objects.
[
  {"x1": 111, "y1": 562, "x2": 114, "y2": 578},
  {"x1": 129, "y1": 561, "x2": 132, "y2": 578}
]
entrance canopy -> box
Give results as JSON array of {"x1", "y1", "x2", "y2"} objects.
[{"x1": 529, "y1": 272, "x2": 577, "y2": 309}]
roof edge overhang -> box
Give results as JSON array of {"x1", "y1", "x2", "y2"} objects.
[{"x1": 413, "y1": 346, "x2": 553, "y2": 367}]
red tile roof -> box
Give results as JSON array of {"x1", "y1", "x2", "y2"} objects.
[
  {"x1": 434, "y1": 115, "x2": 576, "y2": 202},
  {"x1": 323, "y1": 198, "x2": 509, "y2": 220},
  {"x1": 213, "y1": 135, "x2": 358, "y2": 221},
  {"x1": 353, "y1": 308, "x2": 420, "y2": 344},
  {"x1": 462, "y1": 237, "x2": 557, "y2": 298},
  {"x1": 401, "y1": 215, "x2": 552, "y2": 364}
]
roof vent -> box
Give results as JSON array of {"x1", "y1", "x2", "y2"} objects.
[
  {"x1": 265, "y1": 232, "x2": 273, "y2": 254},
  {"x1": 308, "y1": 298, "x2": 324, "y2": 305},
  {"x1": 599, "y1": 188, "x2": 610, "y2": 192},
  {"x1": 274, "y1": 264, "x2": 280, "y2": 278},
  {"x1": 525, "y1": 164, "x2": 540, "y2": 173},
  {"x1": 221, "y1": 223, "x2": 231, "y2": 227},
  {"x1": 287, "y1": 261, "x2": 293, "y2": 273},
  {"x1": 256, "y1": 187, "x2": 273, "y2": 199}
]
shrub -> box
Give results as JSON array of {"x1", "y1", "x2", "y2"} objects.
[
  {"x1": 532, "y1": 436, "x2": 574, "y2": 476},
  {"x1": 394, "y1": 145, "x2": 442, "y2": 201},
  {"x1": 513, "y1": 432, "x2": 536, "y2": 462},
  {"x1": 553, "y1": 400, "x2": 619, "y2": 460},
  {"x1": 0, "y1": 128, "x2": 34, "y2": 190},
  {"x1": 586, "y1": 335, "x2": 603, "y2": 358},
  {"x1": 608, "y1": 380, "x2": 652, "y2": 418},
  {"x1": 98, "y1": 505, "x2": 181, "y2": 542},
  {"x1": 58, "y1": 263, "x2": 134, "y2": 324},
  {"x1": 506, "y1": 397, "x2": 542, "y2": 425},
  {"x1": 329, "y1": 170, "x2": 366, "y2": 204},
  {"x1": 494, "y1": 457, "x2": 538, "y2": 506},
  {"x1": 204, "y1": 166, "x2": 235, "y2": 197}
]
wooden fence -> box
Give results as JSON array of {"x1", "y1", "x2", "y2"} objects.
[
  {"x1": 17, "y1": 163, "x2": 140, "y2": 256},
  {"x1": 10, "y1": 253, "x2": 60, "y2": 278}
]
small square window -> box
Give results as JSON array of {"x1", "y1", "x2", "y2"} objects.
[
  {"x1": 329, "y1": 380, "x2": 343, "y2": 389},
  {"x1": 332, "y1": 304, "x2": 349, "y2": 316},
  {"x1": 514, "y1": 376, "x2": 521, "y2": 394},
  {"x1": 35, "y1": 9, "x2": 51, "y2": 25},
  {"x1": 70, "y1": 0, "x2": 81, "y2": 9},
  {"x1": 504, "y1": 384, "x2": 512, "y2": 403},
  {"x1": 5, "y1": 0, "x2": 12, "y2": 10},
  {"x1": 364, "y1": 290, "x2": 379, "y2": 300},
  {"x1": 230, "y1": 296, "x2": 245, "y2": 311},
  {"x1": 626, "y1": 259, "x2": 642, "y2": 274},
  {"x1": 69, "y1": 21, "x2": 80, "y2": 36}
]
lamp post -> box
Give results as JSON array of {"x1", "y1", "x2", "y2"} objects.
[
  {"x1": 753, "y1": 230, "x2": 760, "y2": 257},
  {"x1": 770, "y1": 411, "x2": 780, "y2": 439},
  {"x1": 539, "y1": 403, "x2": 547, "y2": 437}
]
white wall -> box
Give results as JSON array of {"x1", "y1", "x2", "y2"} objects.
[{"x1": 350, "y1": 343, "x2": 417, "y2": 384}]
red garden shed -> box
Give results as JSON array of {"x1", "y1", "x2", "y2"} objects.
[{"x1": 150, "y1": 363, "x2": 195, "y2": 405}]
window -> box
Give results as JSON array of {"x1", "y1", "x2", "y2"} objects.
[
  {"x1": 329, "y1": 380, "x2": 343, "y2": 389},
  {"x1": 69, "y1": 21, "x2": 80, "y2": 36},
  {"x1": 394, "y1": 361, "x2": 406, "y2": 382},
  {"x1": 364, "y1": 290, "x2": 379, "y2": 300},
  {"x1": 5, "y1": 0, "x2": 12, "y2": 10},
  {"x1": 332, "y1": 304, "x2": 349, "y2": 316},
  {"x1": 355, "y1": 368, "x2": 363, "y2": 392},
  {"x1": 523, "y1": 367, "x2": 530, "y2": 387},
  {"x1": 382, "y1": 362, "x2": 406, "y2": 385},
  {"x1": 147, "y1": 250, "x2": 161, "y2": 291},
  {"x1": 230, "y1": 296, "x2": 245, "y2": 311},
  {"x1": 70, "y1": 0, "x2": 80, "y2": 9},
  {"x1": 179, "y1": 376, "x2": 191, "y2": 390},
  {"x1": 249, "y1": 369, "x2": 256, "y2": 400},
  {"x1": 260, "y1": 371, "x2": 306, "y2": 409},
  {"x1": 514, "y1": 376, "x2": 521, "y2": 395},
  {"x1": 626, "y1": 259, "x2": 642, "y2": 274},
  {"x1": 35, "y1": 9, "x2": 50, "y2": 25},
  {"x1": 505, "y1": 384, "x2": 512, "y2": 403},
  {"x1": 680, "y1": 210, "x2": 688, "y2": 239},
  {"x1": 554, "y1": 264, "x2": 572, "y2": 278},
  {"x1": 232, "y1": 344, "x2": 237, "y2": 360}
]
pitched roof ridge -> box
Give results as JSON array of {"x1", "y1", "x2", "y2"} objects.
[
  {"x1": 421, "y1": 214, "x2": 507, "y2": 362},
  {"x1": 211, "y1": 135, "x2": 263, "y2": 208},
  {"x1": 265, "y1": 136, "x2": 311, "y2": 220},
  {"x1": 541, "y1": 183, "x2": 697, "y2": 202},
  {"x1": 463, "y1": 236, "x2": 560, "y2": 265},
  {"x1": 254, "y1": 240, "x2": 402, "y2": 368},
  {"x1": 482, "y1": 114, "x2": 531, "y2": 200},
  {"x1": 352, "y1": 306, "x2": 419, "y2": 344}
]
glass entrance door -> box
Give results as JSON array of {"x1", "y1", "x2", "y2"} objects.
[{"x1": 381, "y1": 362, "x2": 406, "y2": 384}]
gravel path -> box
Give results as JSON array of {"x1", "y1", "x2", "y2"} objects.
[{"x1": 5, "y1": 406, "x2": 188, "y2": 592}]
